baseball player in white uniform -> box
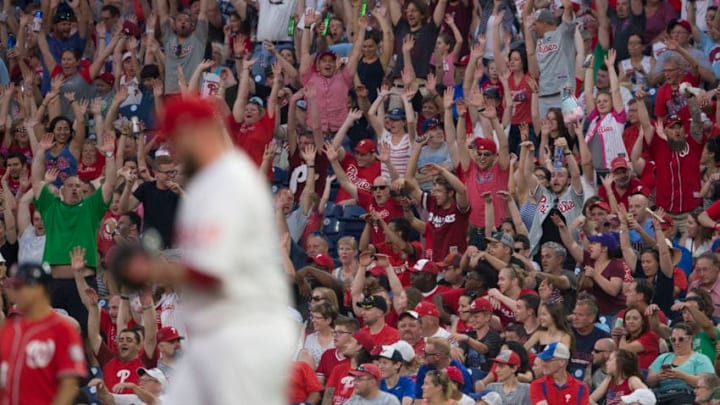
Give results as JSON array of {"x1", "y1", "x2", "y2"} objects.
[{"x1": 143, "y1": 96, "x2": 295, "y2": 404}]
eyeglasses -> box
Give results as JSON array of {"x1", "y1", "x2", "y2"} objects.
[
  {"x1": 670, "y1": 336, "x2": 689, "y2": 343},
  {"x1": 158, "y1": 169, "x2": 178, "y2": 176},
  {"x1": 311, "y1": 296, "x2": 324, "y2": 301},
  {"x1": 423, "y1": 350, "x2": 441, "y2": 358},
  {"x1": 332, "y1": 330, "x2": 352, "y2": 336},
  {"x1": 175, "y1": 44, "x2": 183, "y2": 58},
  {"x1": 514, "y1": 247, "x2": 524, "y2": 252},
  {"x1": 476, "y1": 151, "x2": 493, "y2": 157},
  {"x1": 371, "y1": 185, "x2": 388, "y2": 191}
]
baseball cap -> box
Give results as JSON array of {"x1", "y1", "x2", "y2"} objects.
[
  {"x1": 483, "y1": 87, "x2": 501, "y2": 99},
  {"x1": 479, "y1": 391, "x2": 502, "y2": 405},
  {"x1": 356, "y1": 295, "x2": 388, "y2": 313},
  {"x1": 137, "y1": 368, "x2": 169, "y2": 391},
  {"x1": 621, "y1": 388, "x2": 657, "y2": 405},
  {"x1": 537, "y1": 342, "x2": 571, "y2": 361},
  {"x1": 121, "y1": 51, "x2": 133, "y2": 62},
  {"x1": 98, "y1": 72, "x2": 115, "y2": 86},
  {"x1": 536, "y1": 8, "x2": 557, "y2": 25},
  {"x1": 610, "y1": 156, "x2": 629, "y2": 172},
  {"x1": 6, "y1": 263, "x2": 52, "y2": 288},
  {"x1": 455, "y1": 55, "x2": 470, "y2": 66},
  {"x1": 436, "y1": 252, "x2": 462, "y2": 269},
  {"x1": 160, "y1": 95, "x2": 219, "y2": 139},
  {"x1": 586, "y1": 232, "x2": 620, "y2": 252},
  {"x1": 409, "y1": 259, "x2": 440, "y2": 275},
  {"x1": 491, "y1": 350, "x2": 521, "y2": 366},
  {"x1": 590, "y1": 200, "x2": 611, "y2": 213},
  {"x1": 472, "y1": 137, "x2": 497, "y2": 154},
  {"x1": 469, "y1": 297, "x2": 493, "y2": 313},
  {"x1": 317, "y1": 50, "x2": 337, "y2": 61},
  {"x1": 355, "y1": 139, "x2": 377, "y2": 155},
  {"x1": 485, "y1": 232, "x2": 514, "y2": 249},
  {"x1": 54, "y1": 7, "x2": 76, "y2": 23},
  {"x1": 378, "y1": 345, "x2": 404, "y2": 362},
  {"x1": 661, "y1": 214, "x2": 675, "y2": 230},
  {"x1": 445, "y1": 366, "x2": 465, "y2": 385},
  {"x1": 398, "y1": 310, "x2": 419, "y2": 321},
  {"x1": 387, "y1": 108, "x2": 406, "y2": 121},
  {"x1": 391, "y1": 340, "x2": 416, "y2": 362},
  {"x1": 421, "y1": 118, "x2": 441, "y2": 134},
  {"x1": 353, "y1": 331, "x2": 379, "y2": 354},
  {"x1": 349, "y1": 363, "x2": 381, "y2": 381},
  {"x1": 248, "y1": 96, "x2": 265, "y2": 108},
  {"x1": 667, "y1": 19, "x2": 692, "y2": 34},
  {"x1": 140, "y1": 64, "x2": 161, "y2": 80},
  {"x1": 310, "y1": 254, "x2": 334, "y2": 271},
  {"x1": 414, "y1": 301, "x2": 440, "y2": 318},
  {"x1": 630, "y1": 184, "x2": 652, "y2": 198},
  {"x1": 664, "y1": 114, "x2": 682, "y2": 127},
  {"x1": 157, "y1": 326, "x2": 184, "y2": 342}
]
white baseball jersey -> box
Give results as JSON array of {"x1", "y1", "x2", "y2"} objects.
[{"x1": 167, "y1": 150, "x2": 295, "y2": 405}]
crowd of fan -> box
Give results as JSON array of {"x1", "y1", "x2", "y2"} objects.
[{"x1": 6, "y1": 0, "x2": 720, "y2": 402}]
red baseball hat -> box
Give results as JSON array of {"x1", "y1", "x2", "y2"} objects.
[
  {"x1": 590, "y1": 200, "x2": 611, "y2": 213},
  {"x1": 353, "y1": 331, "x2": 379, "y2": 355},
  {"x1": 445, "y1": 366, "x2": 465, "y2": 385},
  {"x1": 97, "y1": 72, "x2": 115, "y2": 86},
  {"x1": 491, "y1": 350, "x2": 521, "y2": 366},
  {"x1": 355, "y1": 139, "x2": 377, "y2": 155},
  {"x1": 157, "y1": 326, "x2": 184, "y2": 342},
  {"x1": 349, "y1": 363, "x2": 382, "y2": 381},
  {"x1": 661, "y1": 213, "x2": 675, "y2": 229},
  {"x1": 414, "y1": 301, "x2": 440, "y2": 318},
  {"x1": 664, "y1": 114, "x2": 683, "y2": 127},
  {"x1": 160, "y1": 95, "x2": 218, "y2": 139},
  {"x1": 469, "y1": 297, "x2": 493, "y2": 313},
  {"x1": 409, "y1": 259, "x2": 440, "y2": 275},
  {"x1": 610, "y1": 157, "x2": 629, "y2": 172},
  {"x1": 436, "y1": 252, "x2": 462, "y2": 269},
  {"x1": 310, "y1": 254, "x2": 334, "y2": 271},
  {"x1": 366, "y1": 265, "x2": 386, "y2": 277},
  {"x1": 455, "y1": 55, "x2": 470, "y2": 66},
  {"x1": 472, "y1": 137, "x2": 497, "y2": 154},
  {"x1": 668, "y1": 19, "x2": 692, "y2": 34}
]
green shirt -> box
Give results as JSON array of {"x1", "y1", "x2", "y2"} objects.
[
  {"x1": 34, "y1": 185, "x2": 108, "y2": 268},
  {"x1": 693, "y1": 327, "x2": 720, "y2": 363}
]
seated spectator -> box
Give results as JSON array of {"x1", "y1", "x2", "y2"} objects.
[
  {"x1": 415, "y1": 337, "x2": 473, "y2": 398},
  {"x1": 688, "y1": 253, "x2": 720, "y2": 317},
  {"x1": 525, "y1": 302, "x2": 574, "y2": 355},
  {"x1": 316, "y1": 316, "x2": 357, "y2": 386},
  {"x1": 453, "y1": 297, "x2": 502, "y2": 375},
  {"x1": 529, "y1": 342, "x2": 590, "y2": 405},
  {"x1": 613, "y1": 306, "x2": 660, "y2": 370},
  {"x1": 345, "y1": 363, "x2": 401, "y2": 405},
  {"x1": 486, "y1": 266, "x2": 538, "y2": 327},
  {"x1": 91, "y1": 367, "x2": 169, "y2": 405},
  {"x1": 303, "y1": 302, "x2": 338, "y2": 368},
  {"x1": 590, "y1": 349, "x2": 648, "y2": 404},
  {"x1": 537, "y1": 241, "x2": 577, "y2": 314},
  {"x1": 357, "y1": 295, "x2": 400, "y2": 347},
  {"x1": 287, "y1": 360, "x2": 323, "y2": 405},
  {"x1": 485, "y1": 350, "x2": 531, "y2": 403},
  {"x1": 324, "y1": 330, "x2": 378, "y2": 405},
  {"x1": 377, "y1": 345, "x2": 416, "y2": 405}
]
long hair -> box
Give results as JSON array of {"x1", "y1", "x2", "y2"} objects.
[{"x1": 613, "y1": 349, "x2": 642, "y2": 380}]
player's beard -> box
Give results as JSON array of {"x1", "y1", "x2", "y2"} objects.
[{"x1": 667, "y1": 137, "x2": 688, "y2": 153}]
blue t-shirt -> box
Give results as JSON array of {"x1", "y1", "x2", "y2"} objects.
[
  {"x1": 699, "y1": 31, "x2": 720, "y2": 80},
  {"x1": 650, "y1": 352, "x2": 715, "y2": 390},
  {"x1": 381, "y1": 376, "x2": 415, "y2": 402},
  {"x1": 569, "y1": 327, "x2": 610, "y2": 381},
  {"x1": 415, "y1": 360, "x2": 473, "y2": 398}
]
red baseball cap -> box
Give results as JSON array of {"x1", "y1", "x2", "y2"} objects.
[
  {"x1": 366, "y1": 265, "x2": 386, "y2": 277},
  {"x1": 472, "y1": 137, "x2": 497, "y2": 154},
  {"x1": 491, "y1": 350, "x2": 521, "y2": 366},
  {"x1": 661, "y1": 213, "x2": 675, "y2": 229},
  {"x1": 664, "y1": 114, "x2": 683, "y2": 127},
  {"x1": 590, "y1": 200, "x2": 611, "y2": 213},
  {"x1": 469, "y1": 297, "x2": 493, "y2": 313},
  {"x1": 414, "y1": 301, "x2": 440, "y2": 318},
  {"x1": 355, "y1": 139, "x2": 377, "y2": 155},
  {"x1": 353, "y1": 331, "x2": 379, "y2": 355},
  {"x1": 310, "y1": 254, "x2": 334, "y2": 270},
  {"x1": 97, "y1": 72, "x2": 115, "y2": 86},
  {"x1": 668, "y1": 19, "x2": 692, "y2": 34},
  {"x1": 349, "y1": 363, "x2": 381, "y2": 381},
  {"x1": 409, "y1": 259, "x2": 440, "y2": 275},
  {"x1": 445, "y1": 366, "x2": 465, "y2": 385},
  {"x1": 455, "y1": 55, "x2": 470, "y2": 66},
  {"x1": 157, "y1": 327, "x2": 184, "y2": 342},
  {"x1": 610, "y1": 157, "x2": 629, "y2": 172},
  {"x1": 160, "y1": 95, "x2": 218, "y2": 139},
  {"x1": 436, "y1": 252, "x2": 462, "y2": 269}
]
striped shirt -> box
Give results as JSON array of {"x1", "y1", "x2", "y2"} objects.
[{"x1": 381, "y1": 131, "x2": 411, "y2": 178}]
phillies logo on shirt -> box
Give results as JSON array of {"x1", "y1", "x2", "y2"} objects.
[
  {"x1": 556, "y1": 200, "x2": 575, "y2": 213},
  {"x1": 25, "y1": 339, "x2": 55, "y2": 368},
  {"x1": 537, "y1": 42, "x2": 559, "y2": 54},
  {"x1": 346, "y1": 165, "x2": 371, "y2": 191},
  {"x1": 116, "y1": 369, "x2": 132, "y2": 384},
  {"x1": 428, "y1": 212, "x2": 457, "y2": 228}
]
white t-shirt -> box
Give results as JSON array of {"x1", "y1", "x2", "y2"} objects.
[
  {"x1": 18, "y1": 225, "x2": 45, "y2": 264},
  {"x1": 256, "y1": 0, "x2": 298, "y2": 42}
]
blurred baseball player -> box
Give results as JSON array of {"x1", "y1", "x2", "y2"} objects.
[
  {"x1": 0, "y1": 263, "x2": 87, "y2": 405},
  {"x1": 122, "y1": 96, "x2": 294, "y2": 404}
]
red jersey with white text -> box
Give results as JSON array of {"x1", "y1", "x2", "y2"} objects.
[
  {"x1": 96, "y1": 343, "x2": 156, "y2": 394},
  {"x1": 421, "y1": 192, "x2": 470, "y2": 260},
  {"x1": 495, "y1": 288, "x2": 538, "y2": 327},
  {"x1": 336, "y1": 154, "x2": 380, "y2": 203},
  {"x1": 458, "y1": 162, "x2": 509, "y2": 228},
  {"x1": 375, "y1": 241, "x2": 424, "y2": 287},
  {"x1": 0, "y1": 312, "x2": 87, "y2": 405},
  {"x1": 529, "y1": 373, "x2": 590, "y2": 405},
  {"x1": 357, "y1": 190, "x2": 406, "y2": 245},
  {"x1": 325, "y1": 362, "x2": 354, "y2": 405},
  {"x1": 77, "y1": 153, "x2": 105, "y2": 182},
  {"x1": 288, "y1": 149, "x2": 329, "y2": 203}
]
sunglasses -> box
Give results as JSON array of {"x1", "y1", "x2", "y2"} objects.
[
  {"x1": 311, "y1": 296, "x2": 323, "y2": 301},
  {"x1": 670, "y1": 336, "x2": 689, "y2": 343},
  {"x1": 371, "y1": 185, "x2": 388, "y2": 191}
]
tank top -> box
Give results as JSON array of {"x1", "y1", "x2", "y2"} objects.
[
  {"x1": 605, "y1": 378, "x2": 632, "y2": 405},
  {"x1": 45, "y1": 144, "x2": 78, "y2": 187},
  {"x1": 509, "y1": 73, "x2": 533, "y2": 124}
]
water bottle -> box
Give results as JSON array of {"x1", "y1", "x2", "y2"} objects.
[
  {"x1": 7, "y1": 33, "x2": 15, "y2": 49},
  {"x1": 131, "y1": 116, "x2": 140, "y2": 138},
  {"x1": 88, "y1": 118, "x2": 96, "y2": 140},
  {"x1": 321, "y1": 14, "x2": 331, "y2": 36},
  {"x1": 553, "y1": 143, "x2": 564, "y2": 170},
  {"x1": 32, "y1": 10, "x2": 42, "y2": 33},
  {"x1": 287, "y1": 15, "x2": 296, "y2": 37},
  {"x1": 360, "y1": 0, "x2": 368, "y2": 16}
]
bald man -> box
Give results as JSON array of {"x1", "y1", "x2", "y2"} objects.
[
  {"x1": 627, "y1": 194, "x2": 656, "y2": 250},
  {"x1": 590, "y1": 338, "x2": 617, "y2": 389}
]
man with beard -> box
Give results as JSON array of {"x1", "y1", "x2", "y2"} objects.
[
  {"x1": 32, "y1": 132, "x2": 117, "y2": 332},
  {"x1": 156, "y1": 326, "x2": 184, "y2": 376},
  {"x1": 598, "y1": 157, "x2": 647, "y2": 208},
  {"x1": 637, "y1": 93, "x2": 706, "y2": 232},
  {"x1": 397, "y1": 311, "x2": 425, "y2": 355},
  {"x1": 157, "y1": 0, "x2": 209, "y2": 95},
  {"x1": 40, "y1": 5, "x2": 89, "y2": 94},
  {"x1": 138, "y1": 96, "x2": 294, "y2": 405},
  {"x1": 522, "y1": 137, "x2": 583, "y2": 259}
]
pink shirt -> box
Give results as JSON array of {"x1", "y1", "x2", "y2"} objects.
[
  {"x1": 458, "y1": 162, "x2": 509, "y2": 228},
  {"x1": 302, "y1": 68, "x2": 353, "y2": 132}
]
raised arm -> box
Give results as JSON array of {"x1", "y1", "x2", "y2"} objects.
[
  {"x1": 375, "y1": 5, "x2": 394, "y2": 70},
  {"x1": 635, "y1": 95, "x2": 655, "y2": 144},
  {"x1": 72, "y1": 246, "x2": 102, "y2": 355},
  {"x1": 139, "y1": 288, "x2": 157, "y2": 356},
  {"x1": 455, "y1": 99, "x2": 472, "y2": 171},
  {"x1": 31, "y1": 133, "x2": 54, "y2": 199},
  {"x1": 443, "y1": 88, "x2": 460, "y2": 166},
  {"x1": 232, "y1": 55, "x2": 255, "y2": 122},
  {"x1": 605, "y1": 49, "x2": 623, "y2": 114},
  {"x1": 98, "y1": 132, "x2": 117, "y2": 204},
  {"x1": 299, "y1": 10, "x2": 319, "y2": 77},
  {"x1": 432, "y1": 0, "x2": 449, "y2": 27},
  {"x1": 324, "y1": 142, "x2": 358, "y2": 200}
]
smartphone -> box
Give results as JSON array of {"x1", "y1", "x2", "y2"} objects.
[
  {"x1": 661, "y1": 364, "x2": 672, "y2": 370},
  {"x1": 614, "y1": 318, "x2": 624, "y2": 329}
]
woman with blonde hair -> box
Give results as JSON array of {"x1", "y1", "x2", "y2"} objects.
[
  {"x1": 524, "y1": 302, "x2": 573, "y2": 354},
  {"x1": 333, "y1": 236, "x2": 359, "y2": 291},
  {"x1": 421, "y1": 370, "x2": 458, "y2": 405},
  {"x1": 311, "y1": 287, "x2": 339, "y2": 313}
]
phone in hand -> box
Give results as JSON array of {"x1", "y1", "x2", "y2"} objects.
[{"x1": 661, "y1": 364, "x2": 672, "y2": 370}]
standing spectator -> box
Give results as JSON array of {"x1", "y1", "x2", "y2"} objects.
[
  {"x1": 32, "y1": 132, "x2": 116, "y2": 331},
  {"x1": 0, "y1": 262, "x2": 86, "y2": 405},
  {"x1": 157, "y1": 0, "x2": 209, "y2": 95},
  {"x1": 118, "y1": 155, "x2": 181, "y2": 249},
  {"x1": 651, "y1": 19, "x2": 715, "y2": 84},
  {"x1": 619, "y1": 35, "x2": 655, "y2": 94},
  {"x1": 652, "y1": 53, "x2": 700, "y2": 122},
  {"x1": 609, "y1": 0, "x2": 646, "y2": 61},
  {"x1": 529, "y1": 342, "x2": 590, "y2": 405},
  {"x1": 598, "y1": 157, "x2": 647, "y2": 209},
  {"x1": 39, "y1": 6, "x2": 89, "y2": 95},
  {"x1": 16, "y1": 189, "x2": 46, "y2": 265}
]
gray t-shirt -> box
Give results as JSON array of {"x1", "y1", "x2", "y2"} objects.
[
  {"x1": 486, "y1": 382, "x2": 531, "y2": 405},
  {"x1": 344, "y1": 391, "x2": 401, "y2": 405},
  {"x1": 162, "y1": 19, "x2": 209, "y2": 94},
  {"x1": 528, "y1": 184, "x2": 584, "y2": 257},
  {"x1": 536, "y1": 19, "x2": 576, "y2": 96}
]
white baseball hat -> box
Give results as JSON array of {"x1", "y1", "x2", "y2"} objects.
[
  {"x1": 621, "y1": 388, "x2": 656, "y2": 405},
  {"x1": 392, "y1": 340, "x2": 416, "y2": 362},
  {"x1": 137, "y1": 368, "x2": 168, "y2": 391}
]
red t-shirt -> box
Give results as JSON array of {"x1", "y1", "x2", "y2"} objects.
[
  {"x1": 647, "y1": 129, "x2": 704, "y2": 213},
  {"x1": 97, "y1": 211, "x2": 121, "y2": 258},
  {"x1": 357, "y1": 190, "x2": 405, "y2": 245},
  {"x1": 654, "y1": 74, "x2": 700, "y2": 119},
  {"x1": 495, "y1": 288, "x2": 538, "y2": 327},
  {"x1": 99, "y1": 309, "x2": 117, "y2": 353},
  {"x1": 508, "y1": 73, "x2": 533, "y2": 125},
  {"x1": 50, "y1": 62, "x2": 93, "y2": 83},
  {"x1": 336, "y1": 154, "x2": 380, "y2": 203},
  {"x1": 226, "y1": 113, "x2": 275, "y2": 168},
  {"x1": 581, "y1": 251, "x2": 626, "y2": 315},
  {"x1": 316, "y1": 349, "x2": 349, "y2": 381},
  {"x1": 630, "y1": 330, "x2": 660, "y2": 370},
  {"x1": 96, "y1": 343, "x2": 156, "y2": 394},
  {"x1": 704, "y1": 199, "x2": 720, "y2": 221},
  {"x1": 598, "y1": 177, "x2": 646, "y2": 209},
  {"x1": 77, "y1": 153, "x2": 105, "y2": 181},
  {"x1": 529, "y1": 373, "x2": 590, "y2": 405},
  {"x1": 361, "y1": 323, "x2": 400, "y2": 347},
  {"x1": 458, "y1": 161, "x2": 509, "y2": 229},
  {"x1": 422, "y1": 192, "x2": 470, "y2": 261},
  {"x1": 288, "y1": 149, "x2": 329, "y2": 203},
  {"x1": 288, "y1": 361, "x2": 323, "y2": 403},
  {"x1": 0, "y1": 312, "x2": 87, "y2": 405},
  {"x1": 325, "y1": 362, "x2": 354, "y2": 405},
  {"x1": 375, "y1": 241, "x2": 424, "y2": 287}
]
